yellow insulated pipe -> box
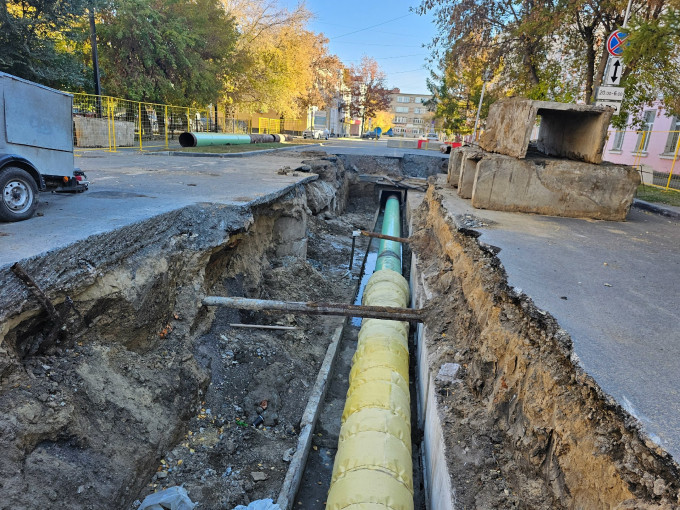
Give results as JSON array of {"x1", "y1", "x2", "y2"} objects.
[{"x1": 327, "y1": 268, "x2": 413, "y2": 510}]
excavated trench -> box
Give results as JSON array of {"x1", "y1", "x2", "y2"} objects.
[{"x1": 0, "y1": 152, "x2": 678, "y2": 510}]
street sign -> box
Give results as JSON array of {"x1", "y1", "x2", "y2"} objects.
[
  {"x1": 606, "y1": 57, "x2": 624, "y2": 86},
  {"x1": 596, "y1": 100, "x2": 622, "y2": 114},
  {"x1": 606, "y1": 30, "x2": 628, "y2": 57},
  {"x1": 596, "y1": 86, "x2": 625, "y2": 101}
]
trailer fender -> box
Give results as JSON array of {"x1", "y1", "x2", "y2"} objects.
[{"x1": 0, "y1": 154, "x2": 45, "y2": 190}]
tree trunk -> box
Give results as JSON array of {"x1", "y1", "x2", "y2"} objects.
[
  {"x1": 593, "y1": 43, "x2": 610, "y2": 95},
  {"x1": 584, "y1": 28, "x2": 596, "y2": 104}
]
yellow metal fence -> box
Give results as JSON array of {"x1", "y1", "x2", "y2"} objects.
[
  {"x1": 70, "y1": 93, "x2": 303, "y2": 152},
  {"x1": 608, "y1": 129, "x2": 680, "y2": 193}
]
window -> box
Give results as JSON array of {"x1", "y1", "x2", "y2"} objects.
[
  {"x1": 413, "y1": 118, "x2": 424, "y2": 124},
  {"x1": 415, "y1": 97, "x2": 425, "y2": 103},
  {"x1": 394, "y1": 116, "x2": 407, "y2": 123},
  {"x1": 414, "y1": 108, "x2": 425, "y2": 114},
  {"x1": 635, "y1": 110, "x2": 655, "y2": 153},
  {"x1": 611, "y1": 130, "x2": 625, "y2": 151},
  {"x1": 412, "y1": 128, "x2": 421, "y2": 134},
  {"x1": 395, "y1": 106, "x2": 409, "y2": 113},
  {"x1": 397, "y1": 96, "x2": 409, "y2": 103},
  {"x1": 664, "y1": 117, "x2": 680, "y2": 154}
]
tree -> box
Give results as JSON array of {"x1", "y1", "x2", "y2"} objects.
[
  {"x1": 347, "y1": 56, "x2": 392, "y2": 134},
  {"x1": 418, "y1": 0, "x2": 673, "y2": 111},
  {"x1": 0, "y1": 0, "x2": 91, "y2": 89},
  {"x1": 370, "y1": 110, "x2": 394, "y2": 132},
  {"x1": 222, "y1": 0, "x2": 339, "y2": 118},
  {"x1": 96, "y1": 0, "x2": 238, "y2": 105}
]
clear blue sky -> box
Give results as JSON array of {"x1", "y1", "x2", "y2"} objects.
[{"x1": 279, "y1": 0, "x2": 438, "y2": 95}]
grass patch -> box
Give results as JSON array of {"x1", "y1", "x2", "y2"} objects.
[
  {"x1": 179, "y1": 142, "x2": 304, "y2": 153},
  {"x1": 636, "y1": 184, "x2": 680, "y2": 207}
]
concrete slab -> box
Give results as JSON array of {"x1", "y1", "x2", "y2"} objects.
[
  {"x1": 434, "y1": 174, "x2": 680, "y2": 461},
  {"x1": 457, "y1": 149, "x2": 484, "y2": 199},
  {"x1": 470, "y1": 152, "x2": 640, "y2": 221},
  {"x1": 480, "y1": 98, "x2": 613, "y2": 164},
  {"x1": 0, "y1": 150, "x2": 315, "y2": 267}
]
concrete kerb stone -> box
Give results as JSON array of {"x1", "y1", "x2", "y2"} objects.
[
  {"x1": 446, "y1": 148, "x2": 464, "y2": 187},
  {"x1": 470, "y1": 152, "x2": 640, "y2": 221},
  {"x1": 480, "y1": 97, "x2": 613, "y2": 164},
  {"x1": 632, "y1": 198, "x2": 680, "y2": 219}
]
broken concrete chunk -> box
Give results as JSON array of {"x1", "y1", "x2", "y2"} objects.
[
  {"x1": 470, "y1": 152, "x2": 639, "y2": 221},
  {"x1": 480, "y1": 97, "x2": 613, "y2": 164},
  {"x1": 250, "y1": 471, "x2": 268, "y2": 481},
  {"x1": 436, "y1": 363, "x2": 461, "y2": 383}
]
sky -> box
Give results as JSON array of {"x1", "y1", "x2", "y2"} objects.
[{"x1": 279, "y1": 0, "x2": 439, "y2": 95}]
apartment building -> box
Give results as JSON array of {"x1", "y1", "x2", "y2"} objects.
[{"x1": 389, "y1": 89, "x2": 433, "y2": 137}]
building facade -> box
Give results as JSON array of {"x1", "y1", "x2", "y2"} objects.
[
  {"x1": 603, "y1": 102, "x2": 680, "y2": 189},
  {"x1": 389, "y1": 89, "x2": 433, "y2": 137}
]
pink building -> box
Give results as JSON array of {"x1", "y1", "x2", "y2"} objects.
[{"x1": 603, "y1": 102, "x2": 680, "y2": 188}]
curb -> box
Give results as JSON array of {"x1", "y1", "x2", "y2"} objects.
[
  {"x1": 632, "y1": 199, "x2": 680, "y2": 219},
  {"x1": 144, "y1": 144, "x2": 322, "y2": 158}
]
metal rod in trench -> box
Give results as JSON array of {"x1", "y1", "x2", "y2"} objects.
[{"x1": 202, "y1": 296, "x2": 423, "y2": 321}]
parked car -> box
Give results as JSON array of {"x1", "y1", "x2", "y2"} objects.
[
  {"x1": 419, "y1": 132, "x2": 440, "y2": 142},
  {"x1": 361, "y1": 130, "x2": 377, "y2": 139},
  {"x1": 303, "y1": 128, "x2": 329, "y2": 140}
]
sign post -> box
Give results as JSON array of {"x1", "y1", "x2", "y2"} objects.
[{"x1": 595, "y1": 30, "x2": 629, "y2": 113}]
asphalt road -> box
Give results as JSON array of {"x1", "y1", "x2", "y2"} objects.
[
  {"x1": 0, "y1": 149, "x2": 315, "y2": 267},
  {"x1": 437, "y1": 179, "x2": 680, "y2": 460}
]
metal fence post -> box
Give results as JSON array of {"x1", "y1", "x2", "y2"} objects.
[
  {"x1": 164, "y1": 105, "x2": 169, "y2": 148},
  {"x1": 111, "y1": 98, "x2": 117, "y2": 152},
  {"x1": 138, "y1": 102, "x2": 143, "y2": 151},
  {"x1": 665, "y1": 131, "x2": 680, "y2": 190}
]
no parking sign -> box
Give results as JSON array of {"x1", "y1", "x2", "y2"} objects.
[{"x1": 606, "y1": 30, "x2": 628, "y2": 57}]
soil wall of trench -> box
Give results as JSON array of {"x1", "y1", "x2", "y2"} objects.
[
  {"x1": 0, "y1": 154, "x2": 356, "y2": 509},
  {"x1": 410, "y1": 183, "x2": 680, "y2": 509}
]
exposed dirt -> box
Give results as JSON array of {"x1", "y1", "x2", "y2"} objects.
[{"x1": 410, "y1": 183, "x2": 680, "y2": 509}]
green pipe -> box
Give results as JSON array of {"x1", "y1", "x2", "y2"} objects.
[
  {"x1": 375, "y1": 195, "x2": 402, "y2": 273},
  {"x1": 179, "y1": 132, "x2": 251, "y2": 147}
]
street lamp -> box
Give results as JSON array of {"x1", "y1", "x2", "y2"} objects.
[{"x1": 473, "y1": 70, "x2": 493, "y2": 142}]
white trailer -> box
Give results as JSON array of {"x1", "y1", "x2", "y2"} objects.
[{"x1": 0, "y1": 72, "x2": 88, "y2": 221}]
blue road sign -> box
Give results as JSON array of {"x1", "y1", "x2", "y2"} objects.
[{"x1": 607, "y1": 30, "x2": 628, "y2": 57}]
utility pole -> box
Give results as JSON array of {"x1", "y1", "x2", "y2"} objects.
[
  {"x1": 473, "y1": 70, "x2": 493, "y2": 142},
  {"x1": 623, "y1": 0, "x2": 634, "y2": 27},
  {"x1": 88, "y1": 6, "x2": 102, "y2": 117}
]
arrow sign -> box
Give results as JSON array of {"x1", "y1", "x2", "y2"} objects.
[{"x1": 606, "y1": 57, "x2": 624, "y2": 85}]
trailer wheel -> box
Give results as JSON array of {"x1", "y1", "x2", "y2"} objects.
[{"x1": 0, "y1": 167, "x2": 39, "y2": 222}]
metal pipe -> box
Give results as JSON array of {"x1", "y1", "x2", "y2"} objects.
[
  {"x1": 375, "y1": 195, "x2": 403, "y2": 273},
  {"x1": 202, "y1": 296, "x2": 423, "y2": 321},
  {"x1": 360, "y1": 229, "x2": 411, "y2": 244},
  {"x1": 327, "y1": 193, "x2": 414, "y2": 510},
  {"x1": 179, "y1": 132, "x2": 252, "y2": 147}
]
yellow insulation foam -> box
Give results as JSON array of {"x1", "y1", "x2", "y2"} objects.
[
  {"x1": 339, "y1": 408, "x2": 411, "y2": 451},
  {"x1": 359, "y1": 319, "x2": 408, "y2": 342},
  {"x1": 348, "y1": 366, "x2": 409, "y2": 396},
  {"x1": 362, "y1": 269, "x2": 410, "y2": 306},
  {"x1": 332, "y1": 429, "x2": 413, "y2": 489},
  {"x1": 326, "y1": 470, "x2": 413, "y2": 510},
  {"x1": 327, "y1": 269, "x2": 413, "y2": 510},
  {"x1": 342, "y1": 379, "x2": 410, "y2": 422}
]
